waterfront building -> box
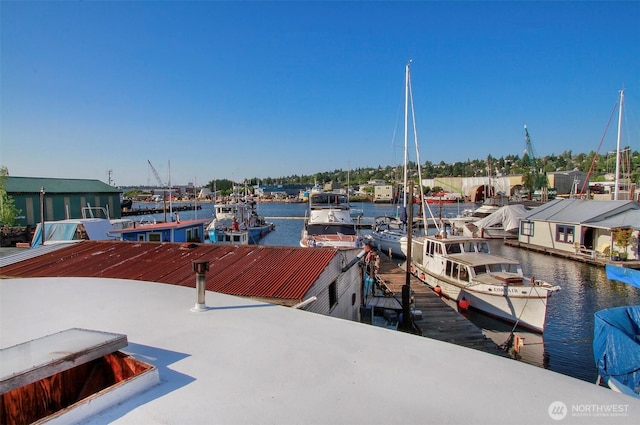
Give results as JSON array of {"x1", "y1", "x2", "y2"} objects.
[
  {"x1": 518, "y1": 198, "x2": 640, "y2": 260},
  {"x1": 3, "y1": 176, "x2": 122, "y2": 226}
]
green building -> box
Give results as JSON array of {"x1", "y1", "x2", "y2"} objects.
[{"x1": 4, "y1": 177, "x2": 122, "y2": 227}]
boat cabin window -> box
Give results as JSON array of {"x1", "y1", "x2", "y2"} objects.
[
  {"x1": 311, "y1": 193, "x2": 348, "y2": 206},
  {"x1": 459, "y1": 266, "x2": 469, "y2": 282},
  {"x1": 474, "y1": 265, "x2": 487, "y2": 275},
  {"x1": 307, "y1": 224, "x2": 356, "y2": 236},
  {"x1": 477, "y1": 242, "x2": 490, "y2": 253},
  {"x1": 426, "y1": 240, "x2": 444, "y2": 256},
  {"x1": 489, "y1": 264, "x2": 502, "y2": 272},
  {"x1": 506, "y1": 264, "x2": 520, "y2": 273},
  {"x1": 445, "y1": 243, "x2": 461, "y2": 254},
  {"x1": 463, "y1": 242, "x2": 475, "y2": 252},
  {"x1": 445, "y1": 261, "x2": 469, "y2": 282},
  {"x1": 446, "y1": 261, "x2": 455, "y2": 278}
]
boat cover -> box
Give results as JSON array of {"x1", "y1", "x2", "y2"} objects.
[
  {"x1": 473, "y1": 204, "x2": 528, "y2": 232},
  {"x1": 31, "y1": 219, "x2": 119, "y2": 246},
  {"x1": 593, "y1": 305, "x2": 640, "y2": 394},
  {"x1": 606, "y1": 264, "x2": 640, "y2": 289}
]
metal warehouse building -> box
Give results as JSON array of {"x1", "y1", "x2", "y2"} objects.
[{"x1": 3, "y1": 176, "x2": 122, "y2": 226}]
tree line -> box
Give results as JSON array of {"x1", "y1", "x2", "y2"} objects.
[{"x1": 206, "y1": 148, "x2": 640, "y2": 190}]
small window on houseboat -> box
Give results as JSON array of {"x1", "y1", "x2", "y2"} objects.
[
  {"x1": 521, "y1": 221, "x2": 534, "y2": 236},
  {"x1": 556, "y1": 224, "x2": 575, "y2": 244},
  {"x1": 489, "y1": 264, "x2": 502, "y2": 272}
]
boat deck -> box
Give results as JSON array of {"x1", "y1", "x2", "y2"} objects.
[{"x1": 368, "y1": 254, "x2": 508, "y2": 357}]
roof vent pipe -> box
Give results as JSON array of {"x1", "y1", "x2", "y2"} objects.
[{"x1": 191, "y1": 260, "x2": 210, "y2": 312}]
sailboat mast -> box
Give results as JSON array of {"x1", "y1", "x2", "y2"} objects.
[
  {"x1": 403, "y1": 60, "x2": 411, "y2": 210},
  {"x1": 614, "y1": 89, "x2": 624, "y2": 200}
]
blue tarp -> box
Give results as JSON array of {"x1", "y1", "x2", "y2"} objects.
[
  {"x1": 593, "y1": 305, "x2": 640, "y2": 394},
  {"x1": 606, "y1": 264, "x2": 640, "y2": 289}
]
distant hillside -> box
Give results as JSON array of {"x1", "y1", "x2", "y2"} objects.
[{"x1": 216, "y1": 148, "x2": 639, "y2": 189}]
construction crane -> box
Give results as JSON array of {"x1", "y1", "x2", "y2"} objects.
[
  {"x1": 523, "y1": 125, "x2": 548, "y2": 200},
  {"x1": 524, "y1": 125, "x2": 536, "y2": 168},
  {"x1": 148, "y1": 160, "x2": 166, "y2": 188}
]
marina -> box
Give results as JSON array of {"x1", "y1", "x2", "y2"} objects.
[
  {"x1": 3, "y1": 200, "x2": 638, "y2": 385},
  {"x1": 3, "y1": 3, "x2": 639, "y2": 421},
  {"x1": 218, "y1": 201, "x2": 640, "y2": 384}
]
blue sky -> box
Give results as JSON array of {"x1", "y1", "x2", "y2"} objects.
[{"x1": 1, "y1": 1, "x2": 639, "y2": 187}]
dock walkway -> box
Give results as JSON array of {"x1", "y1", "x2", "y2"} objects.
[
  {"x1": 505, "y1": 240, "x2": 640, "y2": 269},
  {"x1": 368, "y1": 254, "x2": 508, "y2": 357}
]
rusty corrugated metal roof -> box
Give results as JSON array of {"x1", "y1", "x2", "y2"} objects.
[{"x1": 0, "y1": 241, "x2": 339, "y2": 302}]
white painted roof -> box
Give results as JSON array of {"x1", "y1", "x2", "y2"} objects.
[{"x1": 2, "y1": 277, "x2": 638, "y2": 424}]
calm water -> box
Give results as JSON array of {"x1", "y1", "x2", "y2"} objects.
[{"x1": 135, "y1": 201, "x2": 640, "y2": 383}]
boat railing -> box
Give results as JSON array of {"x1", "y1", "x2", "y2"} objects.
[{"x1": 82, "y1": 205, "x2": 110, "y2": 219}]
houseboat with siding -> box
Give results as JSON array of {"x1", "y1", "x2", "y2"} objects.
[
  {"x1": 112, "y1": 218, "x2": 209, "y2": 243},
  {"x1": 410, "y1": 233, "x2": 560, "y2": 332}
]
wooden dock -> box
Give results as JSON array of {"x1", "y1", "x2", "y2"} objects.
[
  {"x1": 367, "y1": 254, "x2": 508, "y2": 357},
  {"x1": 504, "y1": 239, "x2": 640, "y2": 269}
]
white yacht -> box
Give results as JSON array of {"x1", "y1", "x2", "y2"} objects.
[
  {"x1": 410, "y1": 233, "x2": 560, "y2": 332},
  {"x1": 300, "y1": 192, "x2": 363, "y2": 249}
]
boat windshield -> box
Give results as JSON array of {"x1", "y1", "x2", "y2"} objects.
[
  {"x1": 310, "y1": 193, "x2": 349, "y2": 207},
  {"x1": 307, "y1": 224, "x2": 356, "y2": 236}
]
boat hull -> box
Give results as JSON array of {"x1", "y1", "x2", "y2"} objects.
[
  {"x1": 416, "y1": 270, "x2": 550, "y2": 332},
  {"x1": 369, "y1": 231, "x2": 407, "y2": 258},
  {"x1": 209, "y1": 223, "x2": 274, "y2": 245},
  {"x1": 300, "y1": 234, "x2": 363, "y2": 249}
]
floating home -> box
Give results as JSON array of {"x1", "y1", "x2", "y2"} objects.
[{"x1": 518, "y1": 199, "x2": 640, "y2": 260}]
